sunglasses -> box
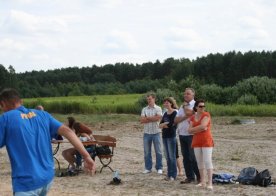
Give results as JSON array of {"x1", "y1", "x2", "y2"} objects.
[{"x1": 198, "y1": 105, "x2": 205, "y2": 108}]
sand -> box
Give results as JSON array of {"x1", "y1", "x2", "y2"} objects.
[{"x1": 1, "y1": 117, "x2": 276, "y2": 195}]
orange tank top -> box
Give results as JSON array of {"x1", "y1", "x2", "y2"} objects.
[{"x1": 190, "y1": 112, "x2": 214, "y2": 147}]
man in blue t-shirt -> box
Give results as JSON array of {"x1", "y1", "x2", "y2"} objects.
[{"x1": 0, "y1": 88, "x2": 96, "y2": 195}]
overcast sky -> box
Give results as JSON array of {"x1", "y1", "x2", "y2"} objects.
[{"x1": 0, "y1": 0, "x2": 276, "y2": 73}]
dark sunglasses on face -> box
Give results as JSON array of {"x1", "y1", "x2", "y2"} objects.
[{"x1": 198, "y1": 105, "x2": 205, "y2": 108}]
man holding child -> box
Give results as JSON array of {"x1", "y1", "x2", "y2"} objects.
[{"x1": 174, "y1": 88, "x2": 200, "y2": 183}]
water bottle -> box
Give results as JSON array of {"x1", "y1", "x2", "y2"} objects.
[
  {"x1": 113, "y1": 170, "x2": 121, "y2": 184},
  {"x1": 113, "y1": 170, "x2": 120, "y2": 179}
]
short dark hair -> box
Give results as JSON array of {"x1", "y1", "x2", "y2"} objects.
[
  {"x1": 36, "y1": 105, "x2": 44, "y2": 110},
  {"x1": 0, "y1": 88, "x2": 21, "y2": 103},
  {"x1": 193, "y1": 99, "x2": 205, "y2": 112}
]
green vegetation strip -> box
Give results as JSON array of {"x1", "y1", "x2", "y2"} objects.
[
  {"x1": 24, "y1": 94, "x2": 141, "y2": 114},
  {"x1": 23, "y1": 94, "x2": 276, "y2": 116}
]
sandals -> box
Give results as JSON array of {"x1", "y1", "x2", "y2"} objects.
[
  {"x1": 195, "y1": 183, "x2": 206, "y2": 188},
  {"x1": 195, "y1": 183, "x2": 213, "y2": 190},
  {"x1": 206, "y1": 185, "x2": 213, "y2": 190}
]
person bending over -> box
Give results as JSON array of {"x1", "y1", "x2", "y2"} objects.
[{"x1": 62, "y1": 117, "x2": 96, "y2": 172}]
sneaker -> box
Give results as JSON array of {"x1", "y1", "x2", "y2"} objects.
[
  {"x1": 142, "y1": 169, "x2": 151, "y2": 174},
  {"x1": 169, "y1": 177, "x2": 175, "y2": 181},
  {"x1": 164, "y1": 177, "x2": 175, "y2": 181},
  {"x1": 157, "y1": 169, "x2": 163, "y2": 174}
]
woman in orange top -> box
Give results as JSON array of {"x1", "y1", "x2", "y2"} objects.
[{"x1": 188, "y1": 99, "x2": 214, "y2": 190}]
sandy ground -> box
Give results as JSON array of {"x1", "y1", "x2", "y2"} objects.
[{"x1": 1, "y1": 117, "x2": 276, "y2": 196}]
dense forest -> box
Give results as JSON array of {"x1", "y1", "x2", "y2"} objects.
[{"x1": 1, "y1": 51, "x2": 276, "y2": 104}]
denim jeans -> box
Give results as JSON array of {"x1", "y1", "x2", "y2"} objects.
[
  {"x1": 76, "y1": 145, "x2": 96, "y2": 167},
  {"x1": 163, "y1": 137, "x2": 177, "y2": 179},
  {"x1": 143, "y1": 133, "x2": 163, "y2": 171},
  {"x1": 179, "y1": 135, "x2": 200, "y2": 180},
  {"x1": 14, "y1": 181, "x2": 53, "y2": 196}
]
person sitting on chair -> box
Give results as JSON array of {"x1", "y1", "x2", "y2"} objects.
[
  {"x1": 62, "y1": 117, "x2": 96, "y2": 172},
  {"x1": 36, "y1": 105, "x2": 44, "y2": 111}
]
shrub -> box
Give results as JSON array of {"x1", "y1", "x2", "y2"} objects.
[
  {"x1": 124, "y1": 79, "x2": 164, "y2": 93},
  {"x1": 198, "y1": 84, "x2": 223, "y2": 104},
  {"x1": 236, "y1": 94, "x2": 259, "y2": 105},
  {"x1": 155, "y1": 89, "x2": 178, "y2": 106},
  {"x1": 235, "y1": 76, "x2": 276, "y2": 104},
  {"x1": 178, "y1": 75, "x2": 201, "y2": 94},
  {"x1": 221, "y1": 86, "x2": 239, "y2": 104}
]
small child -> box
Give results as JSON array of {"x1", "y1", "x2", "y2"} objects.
[{"x1": 183, "y1": 101, "x2": 194, "y2": 118}]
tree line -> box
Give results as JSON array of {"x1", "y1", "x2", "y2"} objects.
[{"x1": 1, "y1": 50, "x2": 276, "y2": 104}]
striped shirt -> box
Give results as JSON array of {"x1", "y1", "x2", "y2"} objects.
[{"x1": 141, "y1": 104, "x2": 162, "y2": 134}]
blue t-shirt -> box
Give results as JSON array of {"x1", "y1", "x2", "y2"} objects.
[{"x1": 0, "y1": 106, "x2": 62, "y2": 192}]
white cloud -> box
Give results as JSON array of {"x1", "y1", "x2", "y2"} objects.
[
  {"x1": 103, "y1": 30, "x2": 138, "y2": 54},
  {"x1": 98, "y1": 0, "x2": 123, "y2": 8},
  {"x1": 240, "y1": 16, "x2": 262, "y2": 29},
  {"x1": 0, "y1": 0, "x2": 276, "y2": 72},
  {"x1": 0, "y1": 38, "x2": 27, "y2": 51},
  {"x1": 229, "y1": 14, "x2": 272, "y2": 50},
  {"x1": 3, "y1": 10, "x2": 69, "y2": 35},
  {"x1": 164, "y1": 27, "x2": 209, "y2": 55},
  {"x1": 13, "y1": 0, "x2": 35, "y2": 4},
  {"x1": 32, "y1": 54, "x2": 49, "y2": 61}
]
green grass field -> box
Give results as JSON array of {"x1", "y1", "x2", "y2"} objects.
[
  {"x1": 23, "y1": 94, "x2": 142, "y2": 114},
  {"x1": 25, "y1": 94, "x2": 140, "y2": 105},
  {"x1": 206, "y1": 103, "x2": 276, "y2": 116},
  {"x1": 22, "y1": 94, "x2": 276, "y2": 116}
]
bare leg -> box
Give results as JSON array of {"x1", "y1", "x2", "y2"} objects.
[
  {"x1": 177, "y1": 157, "x2": 184, "y2": 176},
  {"x1": 194, "y1": 148, "x2": 205, "y2": 186},
  {"x1": 62, "y1": 148, "x2": 77, "y2": 169},
  {"x1": 207, "y1": 169, "x2": 213, "y2": 187},
  {"x1": 198, "y1": 169, "x2": 205, "y2": 185}
]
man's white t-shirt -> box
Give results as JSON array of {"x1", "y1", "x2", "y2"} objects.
[{"x1": 176, "y1": 99, "x2": 195, "y2": 136}]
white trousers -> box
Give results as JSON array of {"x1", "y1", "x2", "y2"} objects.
[{"x1": 194, "y1": 147, "x2": 213, "y2": 169}]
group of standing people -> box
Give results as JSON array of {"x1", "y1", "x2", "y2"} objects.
[
  {"x1": 0, "y1": 87, "x2": 214, "y2": 195},
  {"x1": 140, "y1": 88, "x2": 214, "y2": 190}
]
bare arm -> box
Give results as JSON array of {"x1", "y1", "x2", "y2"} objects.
[
  {"x1": 159, "y1": 122, "x2": 168, "y2": 129},
  {"x1": 140, "y1": 116, "x2": 148, "y2": 123},
  {"x1": 147, "y1": 114, "x2": 162, "y2": 122},
  {"x1": 79, "y1": 123, "x2": 93, "y2": 135},
  {"x1": 188, "y1": 116, "x2": 209, "y2": 134},
  {"x1": 174, "y1": 107, "x2": 190, "y2": 124},
  {"x1": 80, "y1": 132, "x2": 92, "y2": 140},
  {"x1": 58, "y1": 125, "x2": 96, "y2": 174},
  {"x1": 140, "y1": 114, "x2": 162, "y2": 124},
  {"x1": 174, "y1": 115, "x2": 189, "y2": 124}
]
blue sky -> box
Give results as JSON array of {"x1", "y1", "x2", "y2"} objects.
[{"x1": 0, "y1": 0, "x2": 275, "y2": 72}]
